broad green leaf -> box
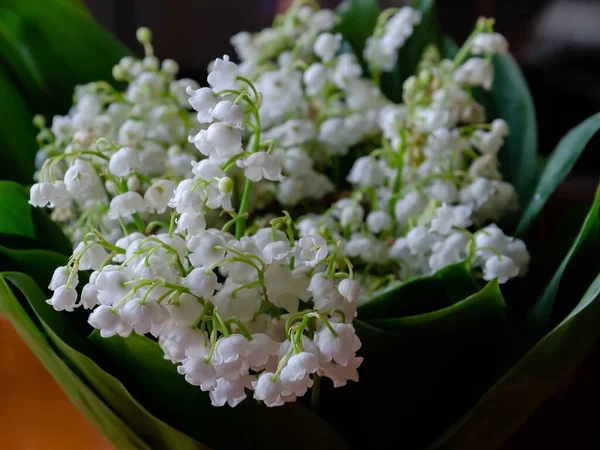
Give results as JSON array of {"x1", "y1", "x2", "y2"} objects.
[
  {"x1": 370, "y1": 279, "x2": 505, "y2": 330},
  {"x1": 433, "y1": 272, "x2": 600, "y2": 450},
  {"x1": 89, "y1": 331, "x2": 350, "y2": 450},
  {"x1": 0, "y1": 181, "x2": 35, "y2": 238},
  {"x1": 358, "y1": 261, "x2": 479, "y2": 320},
  {"x1": 516, "y1": 113, "x2": 600, "y2": 237},
  {"x1": 0, "y1": 274, "x2": 149, "y2": 450},
  {"x1": 31, "y1": 206, "x2": 73, "y2": 255},
  {"x1": 0, "y1": 67, "x2": 38, "y2": 183},
  {"x1": 0, "y1": 181, "x2": 72, "y2": 254},
  {"x1": 336, "y1": 0, "x2": 380, "y2": 68},
  {"x1": 322, "y1": 280, "x2": 508, "y2": 448},
  {"x1": 0, "y1": 247, "x2": 67, "y2": 289},
  {"x1": 440, "y1": 35, "x2": 458, "y2": 59},
  {"x1": 491, "y1": 53, "x2": 538, "y2": 204},
  {"x1": 3, "y1": 271, "x2": 206, "y2": 450},
  {"x1": 0, "y1": 0, "x2": 130, "y2": 117},
  {"x1": 527, "y1": 183, "x2": 600, "y2": 334}
]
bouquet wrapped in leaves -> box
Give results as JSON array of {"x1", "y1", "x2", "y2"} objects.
[{"x1": 1, "y1": 0, "x2": 599, "y2": 449}]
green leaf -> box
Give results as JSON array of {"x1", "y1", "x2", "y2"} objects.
[
  {"x1": 322, "y1": 280, "x2": 508, "y2": 448},
  {"x1": 491, "y1": 53, "x2": 538, "y2": 204},
  {"x1": 527, "y1": 183, "x2": 600, "y2": 334},
  {"x1": 336, "y1": 0, "x2": 380, "y2": 68},
  {"x1": 0, "y1": 274, "x2": 150, "y2": 450},
  {"x1": 516, "y1": 112, "x2": 600, "y2": 237},
  {"x1": 0, "y1": 67, "x2": 38, "y2": 183},
  {"x1": 0, "y1": 181, "x2": 71, "y2": 254},
  {"x1": 31, "y1": 206, "x2": 73, "y2": 255},
  {"x1": 0, "y1": 0, "x2": 130, "y2": 117},
  {"x1": 2, "y1": 271, "x2": 206, "y2": 450},
  {"x1": 370, "y1": 279, "x2": 505, "y2": 330},
  {"x1": 89, "y1": 331, "x2": 350, "y2": 450},
  {"x1": 358, "y1": 261, "x2": 479, "y2": 320},
  {"x1": 0, "y1": 247, "x2": 67, "y2": 289},
  {"x1": 440, "y1": 35, "x2": 458, "y2": 59},
  {"x1": 433, "y1": 272, "x2": 600, "y2": 450},
  {"x1": 0, "y1": 181, "x2": 35, "y2": 238}
]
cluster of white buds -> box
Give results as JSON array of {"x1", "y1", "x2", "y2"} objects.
[
  {"x1": 36, "y1": 50, "x2": 362, "y2": 408},
  {"x1": 29, "y1": 28, "x2": 201, "y2": 243},
  {"x1": 364, "y1": 7, "x2": 423, "y2": 73},
  {"x1": 297, "y1": 18, "x2": 529, "y2": 292},
  {"x1": 229, "y1": 2, "x2": 389, "y2": 208}
]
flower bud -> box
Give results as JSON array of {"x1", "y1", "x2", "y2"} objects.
[
  {"x1": 218, "y1": 177, "x2": 234, "y2": 194},
  {"x1": 136, "y1": 27, "x2": 152, "y2": 44}
]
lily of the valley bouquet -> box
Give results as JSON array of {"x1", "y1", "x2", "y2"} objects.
[{"x1": 1, "y1": 0, "x2": 600, "y2": 449}]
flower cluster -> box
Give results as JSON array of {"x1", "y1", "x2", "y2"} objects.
[
  {"x1": 229, "y1": 2, "x2": 392, "y2": 208},
  {"x1": 31, "y1": 5, "x2": 530, "y2": 409},
  {"x1": 365, "y1": 6, "x2": 423, "y2": 73},
  {"x1": 297, "y1": 19, "x2": 528, "y2": 291},
  {"x1": 35, "y1": 48, "x2": 362, "y2": 408},
  {"x1": 29, "y1": 28, "x2": 200, "y2": 243}
]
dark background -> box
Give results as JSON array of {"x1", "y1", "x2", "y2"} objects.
[{"x1": 80, "y1": 1, "x2": 599, "y2": 448}]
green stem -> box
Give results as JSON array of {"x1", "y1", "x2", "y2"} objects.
[{"x1": 310, "y1": 374, "x2": 321, "y2": 411}]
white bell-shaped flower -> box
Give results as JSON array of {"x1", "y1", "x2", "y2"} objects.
[
  {"x1": 145, "y1": 179, "x2": 177, "y2": 214},
  {"x1": 210, "y1": 100, "x2": 245, "y2": 129},
  {"x1": 321, "y1": 356, "x2": 363, "y2": 387},
  {"x1": 167, "y1": 293, "x2": 203, "y2": 327},
  {"x1": 298, "y1": 234, "x2": 328, "y2": 267},
  {"x1": 253, "y1": 372, "x2": 284, "y2": 407},
  {"x1": 210, "y1": 376, "x2": 251, "y2": 407},
  {"x1": 347, "y1": 156, "x2": 385, "y2": 187},
  {"x1": 188, "y1": 231, "x2": 227, "y2": 268},
  {"x1": 120, "y1": 298, "x2": 168, "y2": 335},
  {"x1": 212, "y1": 335, "x2": 251, "y2": 365},
  {"x1": 483, "y1": 255, "x2": 519, "y2": 284},
  {"x1": 64, "y1": 159, "x2": 101, "y2": 195},
  {"x1": 80, "y1": 283, "x2": 99, "y2": 310},
  {"x1": 184, "y1": 268, "x2": 220, "y2": 299},
  {"x1": 49, "y1": 266, "x2": 79, "y2": 291},
  {"x1": 313, "y1": 32, "x2": 342, "y2": 62},
  {"x1": 108, "y1": 192, "x2": 147, "y2": 219},
  {"x1": 177, "y1": 357, "x2": 218, "y2": 391},
  {"x1": 176, "y1": 211, "x2": 207, "y2": 236},
  {"x1": 207, "y1": 55, "x2": 239, "y2": 91},
  {"x1": 212, "y1": 282, "x2": 261, "y2": 322},
  {"x1": 314, "y1": 322, "x2": 361, "y2": 367},
  {"x1": 247, "y1": 333, "x2": 279, "y2": 370},
  {"x1": 474, "y1": 223, "x2": 510, "y2": 258},
  {"x1": 366, "y1": 211, "x2": 393, "y2": 234},
  {"x1": 74, "y1": 242, "x2": 107, "y2": 271},
  {"x1": 471, "y1": 32, "x2": 508, "y2": 55},
  {"x1": 430, "y1": 204, "x2": 473, "y2": 236},
  {"x1": 46, "y1": 286, "x2": 78, "y2": 312},
  {"x1": 454, "y1": 58, "x2": 494, "y2": 90},
  {"x1": 262, "y1": 240, "x2": 293, "y2": 264},
  {"x1": 186, "y1": 86, "x2": 217, "y2": 123},
  {"x1": 109, "y1": 146, "x2": 141, "y2": 177},
  {"x1": 394, "y1": 190, "x2": 427, "y2": 224},
  {"x1": 505, "y1": 239, "x2": 530, "y2": 276},
  {"x1": 337, "y1": 279, "x2": 360, "y2": 303},
  {"x1": 88, "y1": 305, "x2": 124, "y2": 338},
  {"x1": 303, "y1": 63, "x2": 328, "y2": 96},
  {"x1": 29, "y1": 182, "x2": 55, "y2": 207},
  {"x1": 237, "y1": 151, "x2": 284, "y2": 182},
  {"x1": 205, "y1": 122, "x2": 243, "y2": 157}
]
